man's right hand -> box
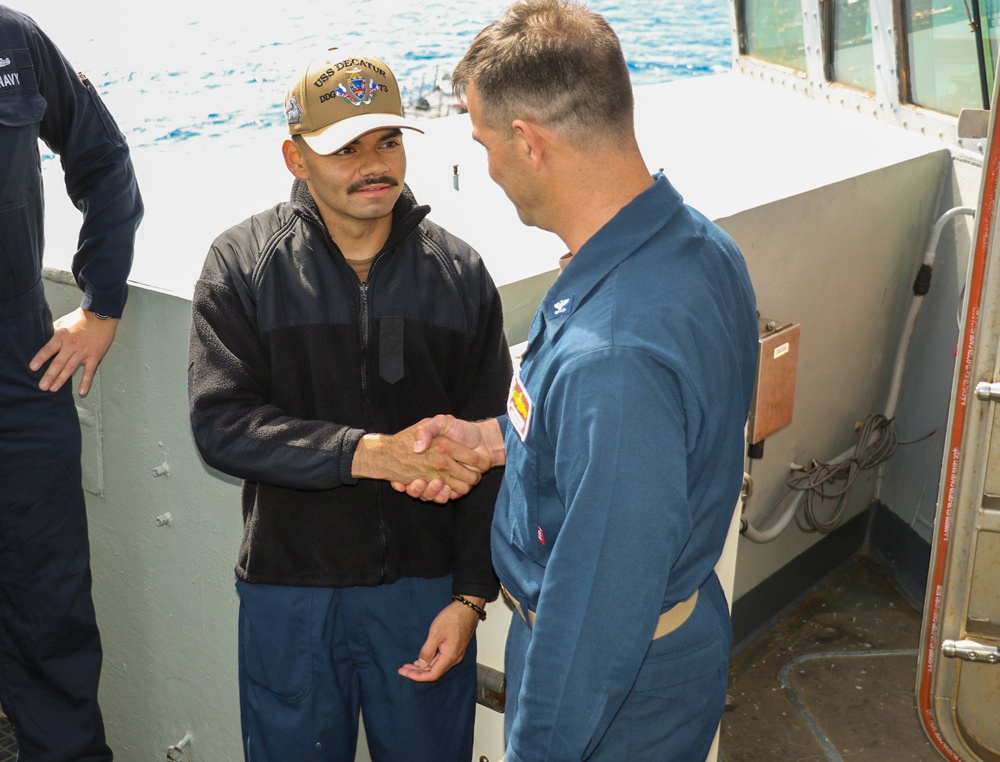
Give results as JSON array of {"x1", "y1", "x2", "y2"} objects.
[
  {"x1": 30, "y1": 307, "x2": 119, "y2": 396},
  {"x1": 391, "y1": 415, "x2": 506, "y2": 503},
  {"x1": 351, "y1": 418, "x2": 493, "y2": 501}
]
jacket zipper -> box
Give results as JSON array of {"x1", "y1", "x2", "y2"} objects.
[
  {"x1": 359, "y1": 282, "x2": 372, "y2": 419},
  {"x1": 303, "y1": 204, "x2": 418, "y2": 586},
  {"x1": 357, "y1": 281, "x2": 388, "y2": 583}
]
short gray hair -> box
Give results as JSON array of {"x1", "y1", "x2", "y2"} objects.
[{"x1": 452, "y1": 0, "x2": 635, "y2": 141}]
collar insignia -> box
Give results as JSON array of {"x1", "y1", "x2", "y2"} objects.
[{"x1": 551, "y1": 295, "x2": 574, "y2": 319}]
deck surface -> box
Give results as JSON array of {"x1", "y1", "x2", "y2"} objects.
[{"x1": 720, "y1": 556, "x2": 940, "y2": 761}]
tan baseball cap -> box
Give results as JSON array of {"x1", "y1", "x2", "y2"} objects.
[{"x1": 284, "y1": 50, "x2": 424, "y2": 155}]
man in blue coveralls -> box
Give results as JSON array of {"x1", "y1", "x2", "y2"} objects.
[
  {"x1": 398, "y1": 1, "x2": 759, "y2": 759},
  {"x1": 0, "y1": 5, "x2": 143, "y2": 761}
]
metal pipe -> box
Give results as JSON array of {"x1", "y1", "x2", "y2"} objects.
[{"x1": 884, "y1": 206, "x2": 975, "y2": 422}]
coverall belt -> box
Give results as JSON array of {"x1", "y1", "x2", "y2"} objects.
[{"x1": 501, "y1": 585, "x2": 699, "y2": 640}]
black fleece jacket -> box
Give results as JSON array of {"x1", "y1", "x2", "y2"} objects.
[{"x1": 188, "y1": 180, "x2": 511, "y2": 598}]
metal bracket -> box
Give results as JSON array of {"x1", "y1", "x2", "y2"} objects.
[
  {"x1": 166, "y1": 732, "x2": 193, "y2": 761},
  {"x1": 476, "y1": 663, "x2": 506, "y2": 713},
  {"x1": 958, "y1": 108, "x2": 991, "y2": 140}
]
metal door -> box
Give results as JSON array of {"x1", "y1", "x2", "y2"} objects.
[{"x1": 917, "y1": 98, "x2": 1000, "y2": 761}]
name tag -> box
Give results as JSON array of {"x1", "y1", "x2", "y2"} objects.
[{"x1": 507, "y1": 370, "x2": 533, "y2": 442}]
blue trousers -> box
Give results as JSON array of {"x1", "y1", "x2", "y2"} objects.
[
  {"x1": 237, "y1": 575, "x2": 477, "y2": 762},
  {"x1": 0, "y1": 282, "x2": 111, "y2": 761},
  {"x1": 504, "y1": 572, "x2": 731, "y2": 761}
]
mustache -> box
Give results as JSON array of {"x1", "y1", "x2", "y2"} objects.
[{"x1": 348, "y1": 176, "x2": 399, "y2": 194}]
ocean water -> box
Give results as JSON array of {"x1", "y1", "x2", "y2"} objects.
[{"x1": 14, "y1": 0, "x2": 732, "y2": 152}]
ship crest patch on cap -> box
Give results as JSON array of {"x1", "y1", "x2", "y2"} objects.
[{"x1": 335, "y1": 68, "x2": 380, "y2": 107}]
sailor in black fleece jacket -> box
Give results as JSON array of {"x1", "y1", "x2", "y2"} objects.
[{"x1": 187, "y1": 50, "x2": 511, "y2": 762}]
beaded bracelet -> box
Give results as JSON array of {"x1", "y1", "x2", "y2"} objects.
[{"x1": 451, "y1": 594, "x2": 487, "y2": 621}]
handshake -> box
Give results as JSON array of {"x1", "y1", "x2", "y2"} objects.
[{"x1": 352, "y1": 415, "x2": 507, "y2": 504}]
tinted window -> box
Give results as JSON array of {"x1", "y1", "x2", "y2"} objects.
[
  {"x1": 831, "y1": 0, "x2": 875, "y2": 91},
  {"x1": 743, "y1": 0, "x2": 807, "y2": 70}
]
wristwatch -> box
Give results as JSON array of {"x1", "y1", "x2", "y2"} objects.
[{"x1": 93, "y1": 311, "x2": 113, "y2": 320}]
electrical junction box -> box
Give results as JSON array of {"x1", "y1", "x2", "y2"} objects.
[{"x1": 747, "y1": 318, "x2": 800, "y2": 445}]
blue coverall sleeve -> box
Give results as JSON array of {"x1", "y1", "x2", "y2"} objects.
[
  {"x1": 30, "y1": 20, "x2": 142, "y2": 318},
  {"x1": 504, "y1": 346, "x2": 696, "y2": 762}
]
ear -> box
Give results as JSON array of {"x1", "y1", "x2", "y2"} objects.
[
  {"x1": 282, "y1": 138, "x2": 310, "y2": 180},
  {"x1": 512, "y1": 119, "x2": 546, "y2": 171}
]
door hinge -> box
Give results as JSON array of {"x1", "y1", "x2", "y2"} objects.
[
  {"x1": 942, "y1": 638, "x2": 1000, "y2": 663},
  {"x1": 974, "y1": 381, "x2": 1000, "y2": 402}
]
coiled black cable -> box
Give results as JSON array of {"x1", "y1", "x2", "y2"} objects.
[{"x1": 787, "y1": 413, "x2": 897, "y2": 533}]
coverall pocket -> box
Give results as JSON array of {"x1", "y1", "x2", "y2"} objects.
[
  {"x1": 0, "y1": 51, "x2": 45, "y2": 211},
  {"x1": 504, "y1": 438, "x2": 546, "y2": 562},
  {"x1": 0, "y1": 48, "x2": 46, "y2": 126},
  {"x1": 78, "y1": 73, "x2": 127, "y2": 147},
  {"x1": 0, "y1": 452, "x2": 89, "y2": 635},
  {"x1": 379, "y1": 316, "x2": 404, "y2": 384},
  {"x1": 614, "y1": 623, "x2": 729, "y2": 759},
  {"x1": 237, "y1": 582, "x2": 314, "y2": 702},
  {"x1": 633, "y1": 624, "x2": 729, "y2": 693}
]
